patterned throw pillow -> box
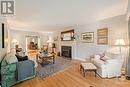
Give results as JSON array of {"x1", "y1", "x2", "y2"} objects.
[
  {"x1": 94, "y1": 55, "x2": 100, "y2": 60},
  {"x1": 4, "y1": 52, "x2": 18, "y2": 64},
  {"x1": 95, "y1": 53, "x2": 105, "y2": 59},
  {"x1": 100, "y1": 53, "x2": 105, "y2": 58},
  {"x1": 100, "y1": 56, "x2": 110, "y2": 61}
]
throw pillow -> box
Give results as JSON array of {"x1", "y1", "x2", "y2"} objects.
[
  {"x1": 94, "y1": 55, "x2": 100, "y2": 60},
  {"x1": 100, "y1": 55, "x2": 110, "y2": 61},
  {"x1": 99, "y1": 53, "x2": 105, "y2": 58},
  {"x1": 5, "y1": 52, "x2": 18, "y2": 64}
]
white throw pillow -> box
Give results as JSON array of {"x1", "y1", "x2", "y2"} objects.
[
  {"x1": 100, "y1": 55, "x2": 110, "y2": 61},
  {"x1": 94, "y1": 55, "x2": 100, "y2": 60},
  {"x1": 5, "y1": 52, "x2": 18, "y2": 64}
]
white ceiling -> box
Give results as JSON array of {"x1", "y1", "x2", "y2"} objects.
[{"x1": 7, "y1": 0, "x2": 128, "y2": 32}]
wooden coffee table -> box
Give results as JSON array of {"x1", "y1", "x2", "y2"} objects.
[
  {"x1": 36, "y1": 53, "x2": 55, "y2": 65},
  {"x1": 80, "y1": 63, "x2": 97, "y2": 77}
]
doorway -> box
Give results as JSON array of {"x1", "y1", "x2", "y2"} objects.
[{"x1": 25, "y1": 36, "x2": 40, "y2": 52}]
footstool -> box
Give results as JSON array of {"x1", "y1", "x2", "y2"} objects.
[{"x1": 80, "y1": 63, "x2": 97, "y2": 77}]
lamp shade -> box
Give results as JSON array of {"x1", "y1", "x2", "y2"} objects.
[
  {"x1": 115, "y1": 39, "x2": 125, "y2": 46},
  {"x1": 12, "y1": 39, "x2": 18, "y2": 44},
  {"x1": 47, "y1": 37, "x2": 54, "y2": 43}
]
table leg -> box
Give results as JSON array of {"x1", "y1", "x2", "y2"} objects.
[
  {"x1": 95, "y1": 70, "x2": 97, "y2": 77},
  {"x1": 80, "y1": 65, "x2": 82, "y2": 71},
  {"x1": 80, "y1": 65, "x2": 85, "y2": 77},
  {"x1": 83, "y1": 70, "x2": 86, "y2": 77},
  {"x1": 53, "y1": 56, "x2": 55, "y2": 64}
]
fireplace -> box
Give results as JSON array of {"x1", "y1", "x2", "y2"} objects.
[{"x1": 61, "y1": 46, "x2": 72, "y2": 59}]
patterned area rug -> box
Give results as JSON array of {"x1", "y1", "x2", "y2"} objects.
[{"x1": 36, "y1": 57, "x2": 73, "y2": 79}]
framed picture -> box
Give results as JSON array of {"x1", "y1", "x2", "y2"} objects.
[
  {"x1": 97, "y1": 37, "x2": 108, "y2": 45},
  {"x1": 97, "y1": 28, "x2": 108, "y2": 36},
  {"x1": 82, "y1": 32, "x2": 94, "y2": 43},
  {"x1": 97, "y1": 28, "x2": 108, "y2": 45}
]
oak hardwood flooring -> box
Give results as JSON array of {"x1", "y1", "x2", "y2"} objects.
[{"x1": 13, "y1": 60, "x2": 130, "y2": 87}]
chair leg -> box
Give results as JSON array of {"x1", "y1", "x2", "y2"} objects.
[{"x1": 83, "y1": 70, "x2": 86, "y2": 77}]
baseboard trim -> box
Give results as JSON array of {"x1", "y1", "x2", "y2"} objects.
[{"x1": 73, "y1": 58, "x2": 86, "y2": 61}]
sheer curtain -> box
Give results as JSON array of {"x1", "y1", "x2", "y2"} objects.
[{"x1": 126, "y1": 18, "x2": 130, "y2": 80}]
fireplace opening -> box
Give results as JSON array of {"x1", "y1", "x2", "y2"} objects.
[{"x1": 61, "y1": 46, "x2": 72, "y2": 59}]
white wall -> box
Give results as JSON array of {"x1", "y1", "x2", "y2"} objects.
[
  {"x1": 75, "y1": 15, "x2": 128, "y2": 60},
  {"x1": 10, "y1": 30, "x2": 53, "y2": 51},
  {"x1": 128, "y1": 0, "x2": 130, "y2": 13},
  {"x1": 55, "y1": 15, "x2": 128, "y2": 61},
  {"x1": 127, "y1": 0, "x2": 130, "y2": 17}
]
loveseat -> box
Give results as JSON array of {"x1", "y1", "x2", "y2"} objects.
[
  {"x1": 91, "y1": 53, "x2": 124, "y2": 78},
  {"x1": 0, "y1": 51, "x2": 36, "y2": 87}
]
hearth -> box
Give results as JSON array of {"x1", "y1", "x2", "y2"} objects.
[{"x1": 61, "y1": 46, "x2": 72, "y2": 59}]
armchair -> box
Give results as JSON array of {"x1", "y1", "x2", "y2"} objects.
[{"x1": 91, "y1": 54, "x2": 124, "y2": 78}]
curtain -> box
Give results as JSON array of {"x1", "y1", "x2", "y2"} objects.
[{"x1": 127, "y1": 18, "x2": 130, "y2": 79}]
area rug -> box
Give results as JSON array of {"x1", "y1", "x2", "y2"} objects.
[{"x1": 36, "y1": 57, "x2": 73, "y2": 79}]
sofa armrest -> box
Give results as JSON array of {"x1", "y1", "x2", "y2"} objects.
[
  {"x1": 1, "y1": 63, "x2": 17, "y2": 87},
  {"x1": 1, "y1": 63, "x2": 16, "y2": 73},
  {"x1": 105, "y1": 58, "x2": 124, "y2": 78},
  {"x1": 92, "y1": 58, "x2": 106, "y2": 69},
  {"x1": 16, "y1": 60, "x2": 35, "y2": 81}
]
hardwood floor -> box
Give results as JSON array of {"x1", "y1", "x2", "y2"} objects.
[{"x1": 13, "y1": 60, "x2": 130, "y2": 87}]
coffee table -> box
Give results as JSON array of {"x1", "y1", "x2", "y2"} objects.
[
  {"x1": 80, "y1": 63, "x2": 97, "y2": 77},
  {"x1": 36, "y1": 53, "x2": 55, "y2": 65}
]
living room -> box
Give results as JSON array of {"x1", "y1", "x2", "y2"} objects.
[{"x1": 0, "y1": 0, "x2": 130, "y2": 87}]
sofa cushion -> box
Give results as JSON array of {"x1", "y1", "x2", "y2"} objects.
[
  {"x1": 4, "y1": 52, "x2": 18, "y2": 64},
  {"x1": 110, "y1": 54, "x2": 122, "y2": 59}
]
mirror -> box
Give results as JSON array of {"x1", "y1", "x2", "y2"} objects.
[
  {"x1": 25, "y1": 36, "x2": 40, "y2": 52},
  {"x1": 61, "y1": 29, "x2": 74, "y2": 41}
]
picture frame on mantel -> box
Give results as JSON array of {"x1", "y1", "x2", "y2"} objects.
[
  {"x1": 97, "y1": 28, "x2": 108, "y2": 45},
  {"x1": 81, "y1": 32, "x2": 94, "y2": 43}
]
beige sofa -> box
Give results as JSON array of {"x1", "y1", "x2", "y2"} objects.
[{"x1": 91, "y1": 53, "x2": 124, "y2": 78}]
